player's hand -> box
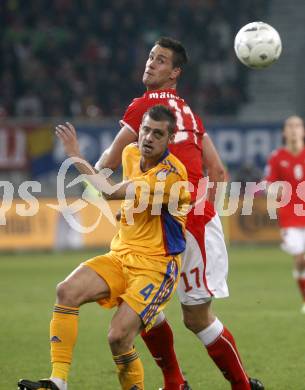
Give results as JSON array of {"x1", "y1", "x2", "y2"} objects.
[{"x1": 55, "y1": 122, "x2": 81, "y2": 158}]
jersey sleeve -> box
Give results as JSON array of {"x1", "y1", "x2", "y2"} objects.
[
  {"x1": 120, "y1": 97, "x2": 150, "y2": 136},
  {"x1": 195, "y1": 114, "x2": 206, "y2": 136},
  {"x1": 264, "y1": 152, "x2": 280, "y2": 182},
  {"x1": 194, "y1": 114, "x2": 205, "y2": 148},
  {"x1": 121, "y1": 143, "x2": 137, "y2": 180},
  {"x1": 121, "y1": 144, "x2": 129, "y2": 180}
]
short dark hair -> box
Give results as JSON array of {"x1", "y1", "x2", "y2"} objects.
[
  {"x1": 143, "y1": 104, "x2": 176, "y2": 135},
  {"x1": 282, "y1": 115, "x2": 305, "y2": 145},
  {"x1": 155, "y1": 37, "x2": 188, "y2": 68}
]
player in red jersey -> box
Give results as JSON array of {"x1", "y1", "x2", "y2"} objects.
[
  {"x1": 96, "y1": 37, "x2": 263, "y2": 390},
  {"x1": 265, "y1": 115, "x2": 305, "y2": 313}
]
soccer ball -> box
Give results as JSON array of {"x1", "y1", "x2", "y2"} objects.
[{"x1": 234, "y1": 21, "x2": 282, "y2": 69}]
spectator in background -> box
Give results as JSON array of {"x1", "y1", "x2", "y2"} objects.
[
  {"x1": 1, "y1": 0, "x2": 269, "y2": 118},
  {"x1": 16, "y1": 88, "x2": 43, "y2": 117}
]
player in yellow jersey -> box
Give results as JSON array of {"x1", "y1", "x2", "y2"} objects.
[{"x1": 18, "y1": 105, "x2": 190, "y2": 390}]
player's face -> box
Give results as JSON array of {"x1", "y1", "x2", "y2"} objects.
[
  {"x1": 143, "y1": 45, "x2": 181, "y2": 90},
  {"x1": 283, "y1": 116, "x2": 305, "y2": 143},
  {"x1": 138, "y1": 115, "x2": 172, "y2": 161}
]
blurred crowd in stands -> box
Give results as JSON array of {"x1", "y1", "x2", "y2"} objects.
[{"x1": 1, "y1": 0, "x2": 269, "y2": 119}]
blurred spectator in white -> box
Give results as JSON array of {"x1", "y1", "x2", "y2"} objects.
[{"x1": 16, "y1": 89, "x2": 43, "y2": 117}]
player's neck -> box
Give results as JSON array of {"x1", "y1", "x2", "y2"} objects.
[
  {"x1": 140, "y1": 156, "x2": 159, "y2": 172},
  {"x1": 286, "y1": 140, "x2": 304, "y2": 155},
  {"x1": 146, "y1": 82, "x2": 177, "y2": 92}
]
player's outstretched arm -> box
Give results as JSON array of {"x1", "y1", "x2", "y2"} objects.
[
  {"x1": 56, "y1": 122, "x2": 99, "y2": 174},
  {"x1": 95, "y1": 125, "x2": 138, "y2": 171},
  {"x1": 55, "y1": 122, "x2": 133, "y2": 200},
  {"x1": 202, "y1": 133, "x2": 226, "y2": 204}
]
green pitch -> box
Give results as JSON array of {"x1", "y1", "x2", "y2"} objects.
[{"x1": 1, "y1": 246, "x2": 304, "y2": 390}]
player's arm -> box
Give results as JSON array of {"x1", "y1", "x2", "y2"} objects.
[
  {"x1": 95, "y1": 125, "x2": 138, "y2": 171},
  {"x1": 55, "y1": 122, "x2": 134, "y2": 200},
  {"x1": 202, "y1": 133, "x2": 226, "y2": 204}
]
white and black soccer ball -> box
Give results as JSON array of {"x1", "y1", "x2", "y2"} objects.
[{"x1": 234, "y1": 21, "x2": 282, "y2": 69}]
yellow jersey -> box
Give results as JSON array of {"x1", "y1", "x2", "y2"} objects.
[{"x1": 110, "y1": 143, "x2": 190, "y2": 261}]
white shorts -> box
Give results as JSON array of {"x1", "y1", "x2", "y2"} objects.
[
  {"x1": 280, "y1": 227, "x2": 305, "y2": 255},
  {"x1": 177, "y1": 210, "x2": 229, "y2": 305}
]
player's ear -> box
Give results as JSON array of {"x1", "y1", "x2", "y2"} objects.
[
  {"x1": 168, "y1": 133, "x2": 175, "y2": 143},
  {"x1": 169, "y1": 67, "x2": 181, "y2": 80}
]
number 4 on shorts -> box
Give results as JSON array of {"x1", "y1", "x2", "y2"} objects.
[{"x1": 140, "y1": 283, "x2": 154, "y2": 301}]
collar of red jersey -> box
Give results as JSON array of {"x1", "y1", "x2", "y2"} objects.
[{"x1": 144, "y1": 88, "x2": 177, "y2": 97}]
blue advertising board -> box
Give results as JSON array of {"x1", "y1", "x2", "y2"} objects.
[
  {"x1": 53, "y1": 122, "x2": 282, "y2": 172},
  {"x1": 208, "y1": 123, "x2": 282, "y2": 169}
]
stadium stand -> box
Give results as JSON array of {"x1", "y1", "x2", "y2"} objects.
[
  {"x1": 0, "y1": 0, "x2": 269, "y2": 119},
  {"x1": 239, "y1": 0, "x2": 305, "y2": 121}
]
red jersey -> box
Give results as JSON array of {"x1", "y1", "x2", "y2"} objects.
[
  {"x1": 121, "y1": 89, "x2": 205, "y2": 190},
  {"x1": 265, "y1": 147, "x2": 305, "y2": 228}
]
